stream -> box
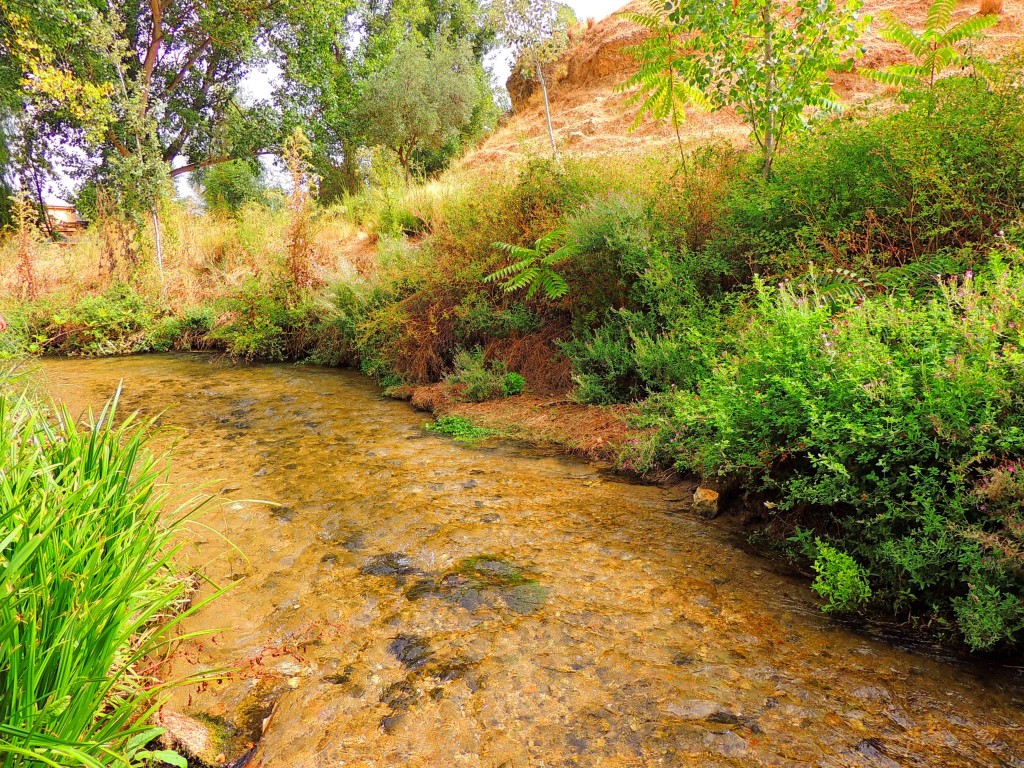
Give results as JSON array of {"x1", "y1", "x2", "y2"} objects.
[{"x1": 39, "y1": 354, "x2": 1024, "y2": 767}]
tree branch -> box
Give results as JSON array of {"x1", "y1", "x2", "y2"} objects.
[
  {"x1": 164, "y1": 36, "x2": 212, "y2": 96},
  {"x1": 141, "y1": 0, "x2": 164, "y2": 94},
  {"x1": 169, "y1": 151, "x2": 275, "y2": 177},
  {"x1": 107, "y1": 130, "x2": 133, "y2": 158}
]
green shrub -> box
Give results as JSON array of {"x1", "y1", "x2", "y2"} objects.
[
  {"x1": 811, "y1": 541, "x2": 873, "y2": 613},
  {"x1": 453, "y1": 294, "x2": 541, "y2": 345},
  {"x1": 502, "y1": 371, "x2": 526, "y2": 397},
  {"x1": 654, "y1": 259, "x2": 1024, "y2": 649},
  {"x1": 723, "y1": 75, "x2": 1024, "y2": 276},
  {"x1": 306, "y1": 282, "x2": 366, "y2": 367},
  {"x1": 559, "y1": 323, "x2": 640, "y2": 405},
  {"x1": 144, "y1": 306, "x2": 215, "y2": 352},
  {"x1": 41, "y1": 285, "x2": 154, "y2": 356},
  {"x1": 446, "y1": 349, "x2": 521, "y2": 402}
]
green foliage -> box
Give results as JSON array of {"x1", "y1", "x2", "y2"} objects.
[
  {"x1": 864, "y1": 0, "x2": 997, "y2": 90},
  {"x1": 446, "y1": 349, "x2": 524, "y2": 401},
  {"x1": 635, "y1": 0, "x2": 867, "y2": 177},
  {"x1": 559, "y1": 323, "x2": 640, "y2": 405},
  {"x1": 356, "y1": 36, "x2": 482, "y2": 183},
  {"x1": 453, "y1": 294, "x2": 541, "y2": 345},
  {"x1": 725, "y1": 75, "x2": 1024, "y2": 275},
  {"x1": 209, "y1": 280, "x2": 343, "y2": 363},
  {"x1": 617, "y1": 3, "x2": 715, "y2": 158},
  {"x1": 501, "y1": 371, "x2": 526, "y2": 396},
  {"x1": 144, "y1": 307, "x2": 216, "y2": 352},
  {"x1": 424, "y1": 414, "x2": 496, "y2": 443},
  {"x1": 653, "y1": 264, "x2": 1024, "y2": 649},
  {"x1": 485, "y1": 229, "x2": 578, "y2": 300},
  {"x1": 40, "y1": 284, "x2": 154, "y2": 356},
  {"x1": 0, "y1": 389, "x2": 202, "y2": 766},
  {"x1": 200, "y1": 160, "x2": 267, "y2": 215},
  {"x1": 811, "y1": 541, "x2": 873, "y2": 613}
]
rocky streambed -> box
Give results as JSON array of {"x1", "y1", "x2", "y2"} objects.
[{"x1": 40, "y1": 354, "x2": 1024, "y2": 767}]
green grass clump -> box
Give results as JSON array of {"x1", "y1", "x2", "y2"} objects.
[
  {"x1": 424, "y1": 415, "x2": 496, "y2": 444},
  {"x1": 0, "y1": 388, "x2": 203, "y2": 765}
]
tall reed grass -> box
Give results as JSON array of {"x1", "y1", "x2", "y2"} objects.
[{"x1": 0, "y1": 386, "x2": 204, "y2": 767}]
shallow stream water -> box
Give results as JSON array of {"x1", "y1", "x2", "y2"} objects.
[{"x1": 39, "y1": 354, "x2": 1024, "y2": 767}]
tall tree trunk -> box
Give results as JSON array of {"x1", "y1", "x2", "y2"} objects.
[
  {"x1": 761, "y1": 1, "x2": 776, "y2": 181},
  {"x1": 534, "y1": 56, "x2": 559, "y2": 164},
  {"x1": 150, "y1": 208, "x2": 165, "y2": 286}
]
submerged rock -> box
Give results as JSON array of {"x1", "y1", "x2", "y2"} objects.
[
  {"x1": 388, "y1": 634, "x2": 434, "y2": 670},
  {"x1": 404, "y1": 555, "x2": 548, "y2": 615},
  {"x1": 359, "y1": 553, "x2": 422, "y2": 583}
]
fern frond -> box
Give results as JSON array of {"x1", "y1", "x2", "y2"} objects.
[
  {"x1": 925, "y1": 0, "x2": 956, "y2": 32},
  {"x1": 492, "y1": 241, "x2": 538, "y2": 259},
  {"x1": 861, "y1": 66, "x2": 926, "y2": 88},
  {"x1": 545, "y1": 272, "x2": 569, "y2": 299},
  {"x1": 945, "y1": 13, "x2": 999, "y2": 43},
  {"x1": 535, "y1": 228, "x2": 566, "y2": 253},
  {"x1": 877, "y1": 24, "x2": 929, "y2": 58}
]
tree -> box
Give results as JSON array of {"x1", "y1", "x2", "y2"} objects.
[
  {"x1": 633, "y1": 0, "x2": 867, "y2": 179},
  {"x1": 864, "y1": 0, "x2": 997, "y2": 91},
  {"x1": 200, "y1": 159, "x2": 267, "y2": 215},
  {"x1": 355, "y1": 36, "x2": 481, "y2": 184},
  {"x1": 275, "y1": 0, "x2": 498, "y2": 199},
  {"x1": 487, "y1": 0, "x2": 576, "y2": 161}
]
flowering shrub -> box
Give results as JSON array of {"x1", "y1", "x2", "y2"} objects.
[{"x1": 654, "y1": 259, "x2": 1024, "y2": 649}]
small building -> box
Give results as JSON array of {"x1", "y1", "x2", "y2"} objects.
[{"x1": 45, "y1": 202, "x2": 87, "y2": 236}]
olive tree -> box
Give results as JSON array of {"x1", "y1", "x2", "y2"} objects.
[{"x1": 356, "y1": 37, "x2": 481, "y2": 184}]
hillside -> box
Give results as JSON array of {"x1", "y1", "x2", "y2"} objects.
[{"x1": 460, "y1": 0, "x2": 1024, "y2": 169}]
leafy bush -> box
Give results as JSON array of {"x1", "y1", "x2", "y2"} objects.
[
  {"x1": 724, "y1": 75, "x2": 1024, "y2": 276},
  {"x1": 811, "y1": 540, "x2": 873, "y2": 613},
  {"x1": 653, "y1": 260, "x2": 1024, "y2": 649},
  {"x1": 453, "y1": 294, "x2": 541, "y2": 346},
  {"x1": 0, "y1": 391, "x2": 200, "y2": 765},
  {"x1": 502, "y1": 371, "x2": 526, "y2": 397},
  {"x1": 446, "y1": 349, "x2": 524, "y2": 401},
  {"x1": 145, "y1": 306, "x2": 216, "y2": 352},
  {"x1": 40, "y1": 285, "x2": 154, "y2": 356},
  {"x1": 424, "y1": 415, "x2": 496, "y2": 444},
  {"x1": 559, "y1": 323, "x2": 641, "y2": 405},
  {"x1": 210, "y1": 280, "x2": 293, "y2": 361}
]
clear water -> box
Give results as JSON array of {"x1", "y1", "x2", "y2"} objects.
[{"x1": 39, "y1": 354, "x2": 1024, "y2": 767}]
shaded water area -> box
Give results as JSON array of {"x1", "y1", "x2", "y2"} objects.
[{"x1": 39, "y1": 355, "x2": 1024, "y2": 767}]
